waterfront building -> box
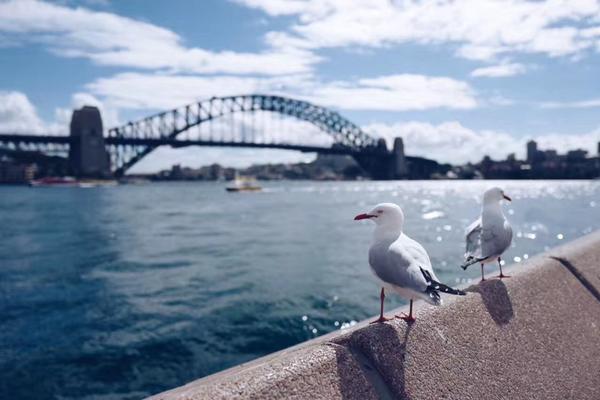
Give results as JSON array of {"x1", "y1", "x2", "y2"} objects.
[
  {"x1": 526, "y1": 140, "x2": 538, "y2": 163},
  {"x1": 0, "y1": 158, "x2": 37, "y2": 184},
  {"x1": 477, "y1": 140, "x2": 599, "y2": 179}
]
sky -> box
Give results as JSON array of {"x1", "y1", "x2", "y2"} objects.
[{"x1": 1, "y1": 0, "x2": 599, "y2": 172}]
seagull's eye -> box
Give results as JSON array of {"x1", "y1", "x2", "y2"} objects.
[{"x1": 377, "y1": 210, "x2": 383, "y2": 214}]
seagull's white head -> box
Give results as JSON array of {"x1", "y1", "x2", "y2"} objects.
[
  {"x1": 483, "y1": 187, "x2": 511, "y2": 204},
  {"x1": 354, "y1": 203, "x2": 405, "y2": 232}
]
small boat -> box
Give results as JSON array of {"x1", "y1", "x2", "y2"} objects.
[
  {"x1": 29, "y1": 177, "x2": 79, "y2": 187},
  {"x1": 226, "y1": 175, "x2": 262, "y2": 192}
]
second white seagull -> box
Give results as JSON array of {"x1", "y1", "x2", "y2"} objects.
[
  {"x1": 355, "y1": 203, "x2": 465, "y2": 323},
  {"x1": 461, "y1": 187, "x2": 513, "y2": 281}
]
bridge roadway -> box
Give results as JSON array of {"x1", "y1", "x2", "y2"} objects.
[
  {"x1": 0, "y1": 131, "x2": 431, "y2": 180},
  {"x1": 0, "y1": 133, "x2": 364, "y2": 155}
]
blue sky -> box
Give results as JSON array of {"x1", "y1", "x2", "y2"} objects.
[{"x1": 1, "y1": 0, "x2": 599, "y2": 172}]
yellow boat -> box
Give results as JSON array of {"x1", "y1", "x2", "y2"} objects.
[{"x1": 226, "y1": 175, "x2": 262, "y2": 192}]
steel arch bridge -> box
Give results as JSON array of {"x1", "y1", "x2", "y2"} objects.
[
  {"x1": 0, "y1": 94, "x2": 398, "y2": 179},
  {"x1": 106, "y1": 94, "x2": 381, "y2": 176}
]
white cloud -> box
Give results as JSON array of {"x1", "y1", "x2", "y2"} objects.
[
  {"x1": 314, "y1": 74, "x2": 477, "y2": 110},
  {"x1": 540, "y1": 98, "x2": 600, "y2": 108},
  {"x1": 240, "y1": 0, "x2": 600, "y2": 62},
  {"x1": 54, "y1": 92, "x2": 121, "y2": 129},
  {"x1": 0, "y1": 91, "x2": 44, "y2": 133},
  {"x1": 86, "y1": 72, "x2": 478, "y2": 113},
  {"x1": 366, "y1": 121, "x2": 519, "y2": 163},
  {"x1": 4, "y1": 0, "x2": 595, "y2": 77},
  {"x1": 488, "y1": 95, "x2": 515, "y2": 106},
  {"x1": 471, "y1": 63, "x2": 528, "y2": 77},
  {"x1": 0, "y1": 91, "x2": 119, "y2": 137},
  {"x1": 0, "y1": 91, "x2": 62, "y2": 134},
  {"x1": 0, "y1": 0, "x2": 318, "y2": 75},
  {"x1": 365, "y1": 120, "x2": 599, "y2": 164},
  {"x1": 455, "y1": 44, "x2": 507, "y2": 62},
  {"x1": 71, "y1": 93, "x2": 119, "y2": 128},
  {"x1": 86, "y1": 73, "x2": 271, "y2": 110},
  {"x1": 232, "y1": 0, "x2": 321, "y2": 17}
]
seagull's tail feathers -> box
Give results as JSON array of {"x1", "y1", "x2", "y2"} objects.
[
  {"x1": 460, "y1": 255, "x2": 485, "y2": 270},
  {"x1": 420, "y1": 267, "x2": 466, "y2": 305},
  {"x1": 429, "y1": 281, "x2": 467, "y2": 296}
]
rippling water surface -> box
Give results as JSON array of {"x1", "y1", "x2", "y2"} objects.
[{"x1": 1, "y1": 180, "x2": 598, "y2": 399}]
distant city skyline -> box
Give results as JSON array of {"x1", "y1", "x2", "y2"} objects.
[{"x1": 1, "y1": 0, "x2": 600, "y2": 172}]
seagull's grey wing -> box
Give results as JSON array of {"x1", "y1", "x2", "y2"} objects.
[
  {"x1": 481, "y1": 218, "x2": 513, "y2": 258},
  {"x1": 370, "y1": 237, "x2": 466, "y2": 306},
  {"x1": 369, "y1": 241, "x2": 428, "y2": 293},
  {"x1": 464, "y1": 218, "x2": 482, "y2": 260},
  {"x1": 398, "y1": 234, "x2": 432, "y2": 268}
]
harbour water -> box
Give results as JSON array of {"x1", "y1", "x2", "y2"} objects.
[{"x1": 1, "y1": 180, "x2": 598, "y2": 399}]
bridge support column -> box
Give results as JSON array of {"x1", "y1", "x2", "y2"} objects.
[
  {"x1": 353, "y1": 137, "x2": 410, "y2": 180},
  {"x1": 392, "y1": 137, "x2": 408, "y2": 178},
  {"x1": 352, "y1": 138, "x2": 394, "y2": 180},
  {"x1": 68, "y1": 106, "x2": 111, "y2": 178}
]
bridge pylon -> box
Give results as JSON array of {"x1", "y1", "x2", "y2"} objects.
[
  {"x1": 352, "y1": 137, "x2": 408, "y2": 180},
  {"x1": 69, "y1": 106, "x2": 111, "y2": 178},
  {"x1": 392, "y1": 137, "x2": 408, "y2": 178}
]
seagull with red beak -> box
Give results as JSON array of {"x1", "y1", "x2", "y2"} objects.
[
  {"x1": 461, "y1": 187, "x2": 513, "y2": 281},
  {"x1": 355, "y1": 203, "x2": 465, "y2": 324}
]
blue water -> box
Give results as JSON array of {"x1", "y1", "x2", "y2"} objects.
[{"x1": 1, "y1": 180, "x2": 598, "y2": 399}]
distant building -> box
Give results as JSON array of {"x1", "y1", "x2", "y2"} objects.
[
  {"x1": 526, "y1": 140, "x2": 538, "y2": 163},
  {"x1": 566, "y1": 149, "x2": 588, "y2": 161},
  {"x1": 542, "y1": 149, "x2": 558, "y2": 161},
  {"x1": 0, "y1": 148, "x2": 70, "y2": 183},
  {"x1": 0, "y1": 158, "x2": 37, "y2": 184},
  {"x1": 477, "y1": 140, "x2": 599, "y2": 179}
]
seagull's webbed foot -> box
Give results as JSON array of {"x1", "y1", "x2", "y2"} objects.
[
  {"x1": 395, "y1": 313, "x2": 416, "y2": 323},
  {"x1": 370, "y1": 315, "x2": 393, "y2": 324},
  {"x1": 496, "y1": 273, "x2": 511, "y2": 279}
]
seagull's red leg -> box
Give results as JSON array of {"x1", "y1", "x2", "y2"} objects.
[
  {"x1": 480, "y1": 263, "x2": 486, "y2": 282},
  {"x1": 370, "y1": 287, "x2": 392, "y2": 324},
  {"x1": 497, "y1": 257, "x2": 510, "y2": 278},
  {"x1": 396, "y1": 299, "x2": 416, "y2": 323}
]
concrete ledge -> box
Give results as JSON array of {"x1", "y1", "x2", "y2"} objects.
[
  {"x1": 547, "y1": 231, "x2": 600, "y2": 301},
  {"x1": 148, "y1": 231, "x2": 600, "y2": 400}
]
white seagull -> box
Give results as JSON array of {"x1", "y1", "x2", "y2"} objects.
[
  {"x1": 355, "y1": 203, "x2": 465, "y2": 323},
  {"x1": 461, "y1": 187, "x2": 513, "y2": 281}
]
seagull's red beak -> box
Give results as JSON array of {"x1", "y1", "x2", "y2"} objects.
[
  {"x1": 503, "y1": 194, "x2": 512, "y2": 202},
  {"x1": 354, "y1": 213, "x2": 376, "y2": 221}
]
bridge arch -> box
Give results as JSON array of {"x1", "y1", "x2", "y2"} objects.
[{"x1": 107, "y1": 94, "x2": 380, "y2": 176}]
